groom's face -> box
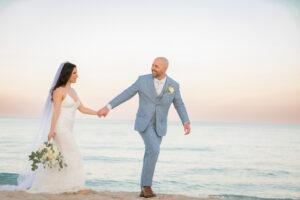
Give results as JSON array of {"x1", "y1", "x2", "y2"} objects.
[{"x1": 151, "y1": 59, "x2": 167, "y2": 78}]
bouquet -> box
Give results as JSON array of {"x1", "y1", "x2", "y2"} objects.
[{"x1": 29, "y1": 139, "x2": 67, "y2": 171}]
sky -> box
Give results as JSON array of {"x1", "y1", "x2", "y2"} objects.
[{"x1": 0, "y1": 0, "x2": 299, "y2": 124}]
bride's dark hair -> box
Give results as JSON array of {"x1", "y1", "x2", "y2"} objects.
[{"x1": 51, "y1": 62, "x2": 76, "y2": 100}]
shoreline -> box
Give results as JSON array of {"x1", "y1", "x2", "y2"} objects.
[{"x1": 0, "y1": 190, "x2": 220, "y2": 200}]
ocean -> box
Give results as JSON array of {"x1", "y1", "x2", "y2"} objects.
[{"x1": 0, "y1": 118, "x2": 299, "y2": 200}]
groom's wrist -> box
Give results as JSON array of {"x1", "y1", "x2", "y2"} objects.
[
  {"x1": 183, "y1": 121, "x2": 190, "y2": 125},
  {"x1": 106, "y1": 104, "x2": 112, "y2": 110}
]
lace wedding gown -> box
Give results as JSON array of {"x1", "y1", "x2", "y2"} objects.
[{"x1": 28, "y1": 93, "x2": 85, "y2": 193}]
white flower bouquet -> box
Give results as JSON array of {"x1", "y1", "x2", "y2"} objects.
[{"x1": 29, "y1": 139, "x2": 67, "y2": 171}]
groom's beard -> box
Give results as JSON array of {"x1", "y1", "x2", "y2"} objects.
[
  {"x1": 152, "y1": 71, "x2": 166, "y2": 79},
  {"x1": 152, "y1": 70, "x2": 158, "y2": 78}
]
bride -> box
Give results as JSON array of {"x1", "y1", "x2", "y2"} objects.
[{"x1": 1, "y1": 62, "x2": 97, "y2": 193}]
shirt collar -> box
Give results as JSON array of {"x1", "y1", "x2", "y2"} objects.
[{"x1": 154, "y1": 76, "x2": 167, "y2": 85}]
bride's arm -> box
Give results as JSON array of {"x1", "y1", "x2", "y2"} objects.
[
  {"x1": 73, "y1": 89, "x2": 97, "y2": 115},
  {"x1": 78, "y1": 103, "x2": 97, "y2": 115},
  {"x1": 48, "y1": 88, "x2": 63, "y2": 141}
]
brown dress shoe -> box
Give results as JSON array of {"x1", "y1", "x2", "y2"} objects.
[{"x1": 139, "y1": 186, "x2": 157, "y2": 198}]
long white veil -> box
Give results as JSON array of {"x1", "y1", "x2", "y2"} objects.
[{"x1": 0, "y1": 63, "x2": 65, "y2": 191}]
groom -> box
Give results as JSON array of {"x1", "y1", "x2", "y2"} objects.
[{"x1": 98, "y1": 57, "x2": 191, "y2": 198}]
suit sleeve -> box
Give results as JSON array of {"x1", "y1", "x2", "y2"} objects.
[
  {"x1": 173, "y1": 84, "x2": 190, "y2": 124},
  {"x1": 108, "y1": 77, "x2": 140, "y2": 109}
]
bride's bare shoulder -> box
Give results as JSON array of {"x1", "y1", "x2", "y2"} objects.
[
  {"x1": 53, "y1": 87, "x2": 65, "y2": 97},
  {"x1": 53, "y1": 87, "x2": 65, "y2": 93}
]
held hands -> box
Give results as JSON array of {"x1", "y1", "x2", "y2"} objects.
[
  {"x1": 97, "y1": 106, "x2": 110, "y2": 118},
  {"x1": 183, "y1": 122, "x2": 191, "y2": 135},
  {"x1": 96, "y1": 105, "x2": 190, "y2": 135}
]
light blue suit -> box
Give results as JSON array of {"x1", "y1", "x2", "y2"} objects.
[{"x1": 109, "y1": 74, "x2": 190, "y2": 186}]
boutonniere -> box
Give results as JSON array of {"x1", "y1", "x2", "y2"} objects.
[{"x1": 166, "y1": 86, "x2": 174, "y2": 94}]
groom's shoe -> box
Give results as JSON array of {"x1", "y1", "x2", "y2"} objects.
[{"x1": 139, "y1": 186, "x2": 157, "y2": 198}]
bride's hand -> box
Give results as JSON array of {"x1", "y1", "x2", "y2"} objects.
[{"x1": 48, "y1": 131, "x2": 56, "y2": 141}]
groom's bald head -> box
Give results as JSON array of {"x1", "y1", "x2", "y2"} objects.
[{"x1": 151, "y1": 57, "x2": 169, "y2": 79}]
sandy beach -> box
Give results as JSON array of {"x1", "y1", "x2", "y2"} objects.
[{"x1": 0, "y1": 191, "x2": 220, "y2": 200}]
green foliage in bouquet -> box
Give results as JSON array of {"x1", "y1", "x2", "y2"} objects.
[{"x1": 29, "y1": 141, "x2": 67, "y2": 171}]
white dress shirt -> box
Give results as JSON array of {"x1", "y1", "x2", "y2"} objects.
[
  {"x1": 107, "y1": 76, "x2": 167, "y2": 110},
  {"x1": 153, "y1": 76, "x2": 167, "y2": 95}
]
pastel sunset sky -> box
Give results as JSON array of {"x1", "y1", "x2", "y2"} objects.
[{"x1": 0, "y1": 0, "x2": 299, "y2": 124}]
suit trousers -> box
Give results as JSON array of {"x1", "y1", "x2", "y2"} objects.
[{"x1": 139, "y1": 116, "x2": 162, "y2": 187}]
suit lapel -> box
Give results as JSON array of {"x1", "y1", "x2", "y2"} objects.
[
  {"x1": 146, "y1": 75, "x2": 169, "y2": 101},
  {"x1": 157, "y1": 76, "x2": 169, "y2": 100},
  {"x1": 148, "y1": 75, "x2": 158, "y2": 98}
]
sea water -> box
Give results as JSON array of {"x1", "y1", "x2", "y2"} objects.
[{"x1": 0, "y1": 118, "x2": 299, "y2": 200}]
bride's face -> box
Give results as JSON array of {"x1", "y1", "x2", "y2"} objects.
[{"x1": 69, "y1": 67, "x2": 78, "y2": 83}]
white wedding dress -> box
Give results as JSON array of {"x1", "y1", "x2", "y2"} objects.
[{"x1": 28, "y1": 93, "x2": 85, "y2": 193}]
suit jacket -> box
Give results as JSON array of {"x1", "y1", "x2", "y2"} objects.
[{"x1": 109, "y1": 74, "x2": 190, "y2": 136}]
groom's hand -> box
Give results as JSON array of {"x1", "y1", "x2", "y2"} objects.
[
  {"x1": 97, "y1": 106, "x2": 110, "y2": 118},
  {"x1": 183, "y1": 122, "x2": 191, "y2": 135}
]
